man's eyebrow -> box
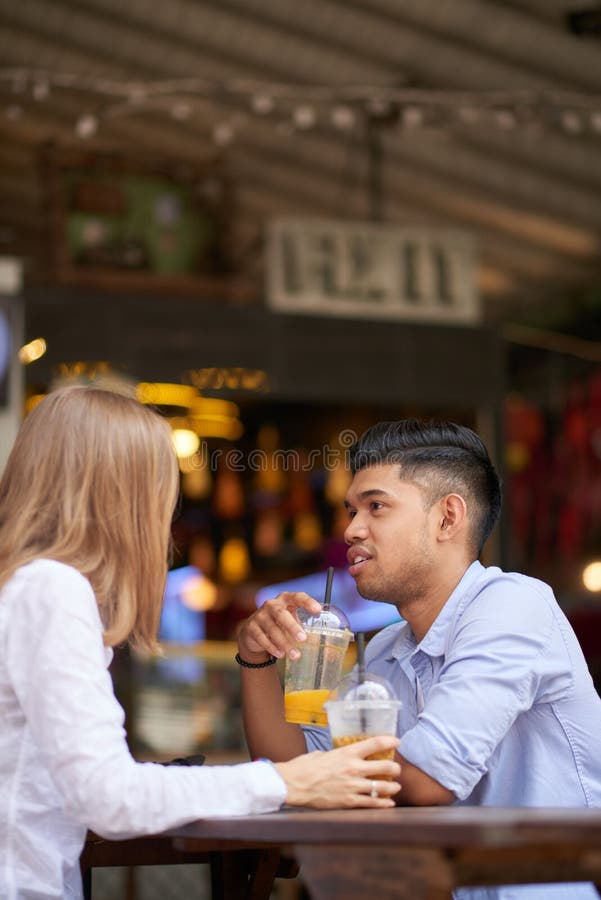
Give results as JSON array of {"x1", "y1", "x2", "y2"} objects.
[{"x1": 344, "y1": 489, "x2": 392, "y2": 508}]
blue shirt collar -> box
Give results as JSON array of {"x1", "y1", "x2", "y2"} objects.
[{"x1": 391, "y1": 560, "x2": 484, "y2": 661}]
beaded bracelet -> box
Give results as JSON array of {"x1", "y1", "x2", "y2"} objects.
[{"x1": 234, "y1": 651, "x2": 278, "y2": 669}]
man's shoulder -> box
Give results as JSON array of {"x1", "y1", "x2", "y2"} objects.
[
  {"x1": 456, "y1": 564, "x2": 559, "y2": 635},
  {"x1": 467, "y1": 565, "x2": 555, "y2": 607}
]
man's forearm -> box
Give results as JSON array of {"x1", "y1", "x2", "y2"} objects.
[
  {"x1": 395, "y1": 752, "x2": 456, "y2": 806},
  {"x1": 240, "y1": 664, "x2": 308, "y2": 761}
]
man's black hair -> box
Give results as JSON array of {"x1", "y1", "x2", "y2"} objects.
[{"x1": 349, "y1": 419, "x2": 501, "y2": 556}]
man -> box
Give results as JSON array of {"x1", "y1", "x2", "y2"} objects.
[{"x1": 237, "y1": 419, "x2": 601, "y2": 899}]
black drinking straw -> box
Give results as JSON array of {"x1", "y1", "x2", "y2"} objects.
[
  {"x1": 357, "y1": 632, "x2": 366, "y2": 683},
  {"x1": 314, "y1": 566, "x2": 334, "y2": 688},
  {"x1": 357, "y1": 632, "x2": 367, "y2": 732},
  {"x1": 323, "y1": 565, "x2": 334, "y2": 612}
]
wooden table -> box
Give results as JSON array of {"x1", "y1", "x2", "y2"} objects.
[
  {"x1": 167, "y1": 806, "x2": 601, "y2": 900},
  {"x1": 81, "y1": 830, "x2": 298, "y2": 900},
  {"x1": 83, "y1": 807, "x2": 601, "y2": 899}
]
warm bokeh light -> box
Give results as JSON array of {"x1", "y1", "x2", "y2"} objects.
[
  {"x1": 18, "y1": 338, "x2": 46, "y2": 364},
  {"x1": 181, "y1": 574, "x2": 218, "y2": 611},
  {"x1": 24, "y1": 393, "x2": 47, "y2": 414},
  {"x1": 293, "y1": 511, "x2": 323, "y2": 552},
  {"x1": 137, "y1": 382, "x2": 198, "y2": 407},
  {"x1": 188, "y1": 396, "x2": 239, "y2": 418},
  {"x1": 582, "y1": 562, "x2": 601, "y2": 592},
  {"x1": 191, "y1": 417, "x2": 244, "y2": 440},
  {"x1": 171, "y1": 428, "x2": 200, "y2": 459},
  {"x1": 188, "y1": 367, "x2": 269, "y2": 392},
  {"x1": 170, "y1": 414, "x2": 243, "y2": 441},
  {"x1": 181, "y1": 462, "x2": 212, "y2": 499},
  {"x1": 219, "y1": 537, "x2": 251, "y2": 583}
]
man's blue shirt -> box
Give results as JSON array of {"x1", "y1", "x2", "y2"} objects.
[{"x1": 303, "y1": 561, "x2": 601, "y2": 900}]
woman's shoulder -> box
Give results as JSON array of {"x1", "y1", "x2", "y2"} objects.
[
  {"x1": 4, "y1": 559, "x2": 96, "y2": 615},
  {"x1": 12, "y1": 558, "x2": 92, "y2": 588}
]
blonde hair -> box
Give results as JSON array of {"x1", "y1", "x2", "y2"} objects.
[{"x1": 0, "y1": 385, "x2": 180, "y2": 652}]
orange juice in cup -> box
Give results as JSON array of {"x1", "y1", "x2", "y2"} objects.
[
  {"x1": 284, "y1": 590, "x2": 353, "y2": 727},
  {"x1": 284, "y1": 688, "x2": 331, "y2": 726},
  {"x1": 325, "y1": 673, "x2": 401, "y2": 778}
]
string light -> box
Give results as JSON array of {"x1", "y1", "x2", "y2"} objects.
[
  {"x1": 1, "y1": 68, "x2": 601, "y2": 145},
  {"x1": 212, "y1": 122, "x2": 234, "y2": 146},
  {"x1": 75, "y1": 114, "x2": 98, "y2": 139},
  {"x1": 127, "y1": 85, "x2": 147, "y2": 105},
  {"x1": 457, "y1": 106, "x2": 480, "y2": 125},
  {"x1": 401, "y1": 105, "x2": 425, "y2": 128},
  {"x1": 331, "y1": 105, "x2": 356, "y2": 131},
  {"x1": 365, "y1": 97, "x2": 393, "y2": 118},
  {"x1": 251, "y1": 93, "x2": 274, "y2": 115},
  {"x1": 293, "y1": 105, "x2": 317, "y2": 130},
  {"x1": 32, "y1": 81, "x2": 49, "y2": 101},
  {"x1": 494, "y1": 109, "x2": 517, "y2": 130},
  {"x1": 561, "y1": 110, "x2": 583, "y2": 134}
]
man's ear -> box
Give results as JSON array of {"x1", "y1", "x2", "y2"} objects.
[{"x1": 437, "y1": 493, "x2": 467, "y2": 541}]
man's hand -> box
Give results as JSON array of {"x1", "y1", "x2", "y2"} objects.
[
  {"x1": 237, "y1": 591, "x2": 322, "y2": 761},
  {"x1": 237, "y1": 591, "x2": 322, "y2": 662}
]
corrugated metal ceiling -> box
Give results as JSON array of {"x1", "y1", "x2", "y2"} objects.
[{"x1": 0, "y1": 0, "x2": 600, "y2": 323}]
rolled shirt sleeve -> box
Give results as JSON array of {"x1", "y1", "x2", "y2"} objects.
[
  {"x1": 301, "y1": 724, "x2": 332, "y2": 753},
  {"x1": 399, "y1": 576, "x2": 574, "y2": 801}
]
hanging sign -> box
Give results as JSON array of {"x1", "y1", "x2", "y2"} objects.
[{"x1": 266, "y1": 217, "x2": 479, "y2": 324}]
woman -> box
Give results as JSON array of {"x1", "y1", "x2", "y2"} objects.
[{"x1": 0, "y1": 386, "x2": 399, "y2": 899}]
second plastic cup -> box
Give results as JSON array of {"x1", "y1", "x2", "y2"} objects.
[
  {"x1": 284, "y1": 606, "x2": 353, "y2": 727},
  {"x1": 325, "y1": 674, "x2": 401, "y2": 772}
]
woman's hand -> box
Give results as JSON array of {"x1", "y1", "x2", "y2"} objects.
[
  {"x1": 237, "y1": 591, "x2": 322, "y2": 663},
  {"x1": 274, "y1": 736, "x2": 401, "y2": 809}
]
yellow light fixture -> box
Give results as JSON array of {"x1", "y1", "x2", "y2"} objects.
[
  {"x1": 189, "y1": 396, "x2": 240, "y2": 418},
  {"x1": 170, "y1": 414, "x2": 243, "y2": 441},
  {"x1": 171, "y1": 428, "x2": 200, "y2": 459},
  {"x1": 188, "y1": 367, "x2": 269, "y2": 393},
  {"x1": 138, "y1": 384, "x2": 244, "y2": 440},
  {"x1": 18, "y1": 338, "x2": 47, "y2": 364},
  {"x1": 188, "y1": 397, "x2": 243, "y2": 439},
  {"x1": 582, "y1": 561, "x2": 601, "y2": 592},
  {"x1": 137, "y1": 382, "x2": 198, "y2": 408},
  {"x1": 192, "y1": 417, "x2": 244, "y2": 440}
]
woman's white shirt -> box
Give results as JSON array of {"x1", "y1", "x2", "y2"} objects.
[{"x1": 0, "y1": 559, "x2": 286, "y2": 899}]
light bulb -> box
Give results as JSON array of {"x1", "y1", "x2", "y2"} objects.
[
  {"x1": 75, "y1": 114, "x2": 98, "y2": 139},
  {"x1": 171, "y1": 429, "x2": 200, "y2": 459},
  {"x1": 293, "y1": 105, "x2": 316, "y2": 129},
  {"x1": 583, "y1": 562, "x2": 601, "y2": 592}
]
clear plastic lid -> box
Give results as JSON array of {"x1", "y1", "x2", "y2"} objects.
[
  {"x1": 297, "y1": 605, "x2": 353, "y2": 637},
  {"x1": 329, "y1": 671, "x2": 397, "y2": 702}
]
